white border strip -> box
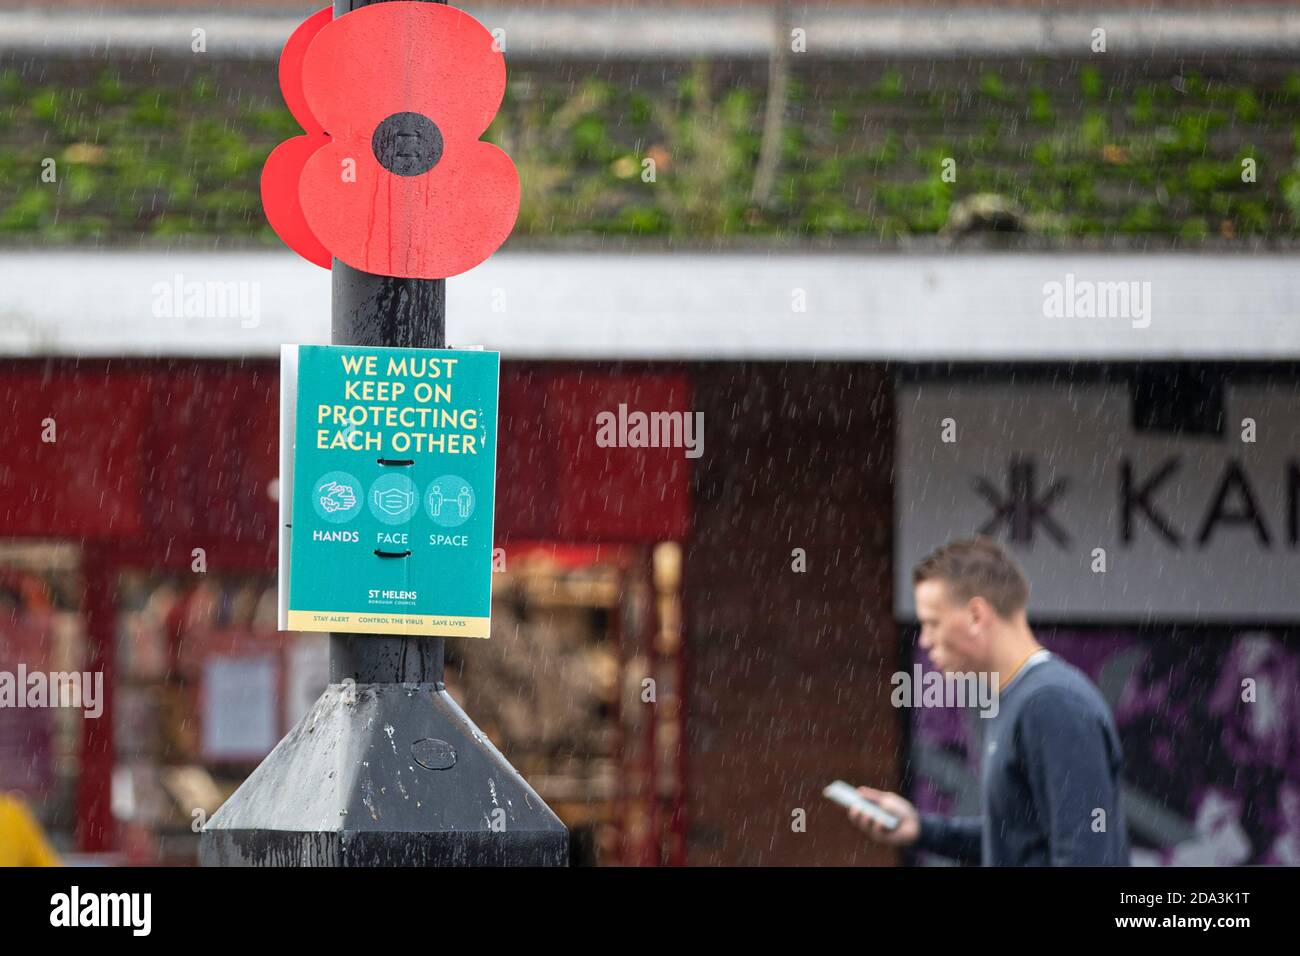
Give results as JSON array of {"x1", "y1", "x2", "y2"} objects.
[
  {"x1": 3, "y1": 250, "x2": 1300, "y2": 361},
  {"x1": 277, "y1": 343, "x2": 297, "y2": 631},
  {"x1": 5, "y1": 8, "x2": 1300, "y2": 58}
]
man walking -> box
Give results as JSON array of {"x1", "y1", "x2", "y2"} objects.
[{"x1": 851, "y1": 537, "x2": 1130, "y2": 865}]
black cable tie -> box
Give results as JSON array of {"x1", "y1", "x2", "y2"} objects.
[
  {"x1": 374, "y1": 549, "x2": 412, "y2": 558},
  {"x1": 377, "y1": 458, "x2": 415, "y2": 466}
]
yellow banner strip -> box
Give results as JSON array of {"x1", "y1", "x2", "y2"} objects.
[{"x1": 287, "y1": 610, "x2": 490, "y2": 638}]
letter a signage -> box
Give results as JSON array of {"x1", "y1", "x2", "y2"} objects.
[{"x1": 278, "y1": 344, "x2": 499, "y2": 637}]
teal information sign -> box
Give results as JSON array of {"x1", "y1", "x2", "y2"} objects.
[{"x1": 284, "y1": 344, "x2": 498, "y2": 638}]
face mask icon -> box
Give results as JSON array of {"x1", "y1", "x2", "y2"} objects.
[{"x1": 374, "y1": 488, "x2": 415, "y2": 516}]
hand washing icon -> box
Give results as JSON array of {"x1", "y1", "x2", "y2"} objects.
[
  {"x1": 319, "y1": 480, "x2": 356, "y2": 514},
  {"x1": 312, "y1": 471, "x2": 364, "y2": 524},
  {"x1": 374, "y1": 488, "x2": 415, "y2": 517}
]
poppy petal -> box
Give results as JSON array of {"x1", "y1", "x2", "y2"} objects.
[
  {"x1": 262, "y1": 135, "x2": 332, "y2": 269},
  {"x1": 301, "y1": 3, "x2": 505, "y2": 142},
  {"x1": 299, "y1": 141, "x2": 518, "y2": 279},
  {"x1": 279, "y1": 6, "x2": 332, "y2": 135}
]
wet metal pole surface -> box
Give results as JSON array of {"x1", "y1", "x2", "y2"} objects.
[
  {"x1": 332, "y1": 0, "x2": 448, "y2": 699},
  {"x1": 331, "y1": 0, "x2": 448, "y2": 688},
  {"x1": 200, "y1": 0, "x2": 567, "y2": 867},
  {"x1": 331, "y1": 257, "x2": 446, "y2": 686}
]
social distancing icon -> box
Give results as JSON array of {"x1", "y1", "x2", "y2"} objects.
[{"x1": 426, "y1": 475, "x2": 474, "y2": 527}]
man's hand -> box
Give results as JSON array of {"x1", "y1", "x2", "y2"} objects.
[{"x1": 849, "y1": 786, "x2": 920, "y2": 847}]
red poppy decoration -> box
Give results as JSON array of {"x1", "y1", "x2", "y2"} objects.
[{"x1": 262, "y1": 3, "x2": 519, "y2": 279}]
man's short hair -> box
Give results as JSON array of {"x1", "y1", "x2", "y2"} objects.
[{"x1": 912, "y1": 537, "x2": 1029, "y2": 618}]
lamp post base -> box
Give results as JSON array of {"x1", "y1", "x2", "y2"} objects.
[{"x1": 200, "y1": 681, "x2": 569, "y2": 867}]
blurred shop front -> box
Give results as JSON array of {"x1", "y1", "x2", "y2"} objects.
[
  {"x1": 10, "y1": 250, "x2": 1295, "y2": 867},
  {"x1": 0, "y1": 359, "x2": 695, "y2": 865},
  {"x1": 896, "y1": 367, "x2": 1300, "y2": 866}
]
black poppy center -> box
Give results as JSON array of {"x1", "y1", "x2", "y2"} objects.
[{"x1": 372, "y1": 112, "x2": 444, "y2": 177}]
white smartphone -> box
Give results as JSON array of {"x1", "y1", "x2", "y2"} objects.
[{"x1": 823, "y1": 780, "x2": 900, "y2": 831}]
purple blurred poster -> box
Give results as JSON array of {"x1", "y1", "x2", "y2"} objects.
[
  {"x1": 0, "y1": 706, "x2": 53, "y2": 797},
  {"x1": 909, "y1": 629, "x2": 1300, "y2": 866},
  {"x1": 0, "y1": 619, "x2": 55, "y2": 798}
]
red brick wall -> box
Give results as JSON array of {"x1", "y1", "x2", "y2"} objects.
[{"x1": 684, "y1": 362, "x2": 900, "y2": 866}]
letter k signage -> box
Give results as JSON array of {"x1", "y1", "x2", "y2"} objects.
[
  {"x1": 972, "y1": 457, "x2": 1071, "y2": 548},
  {"x1": 898, "y1": 384, "x2": 1300, "y2": 621}
]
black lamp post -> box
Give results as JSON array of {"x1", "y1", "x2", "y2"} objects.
[{"x1": 200, "y1": 0, "x2": 568, "y2": 867}]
